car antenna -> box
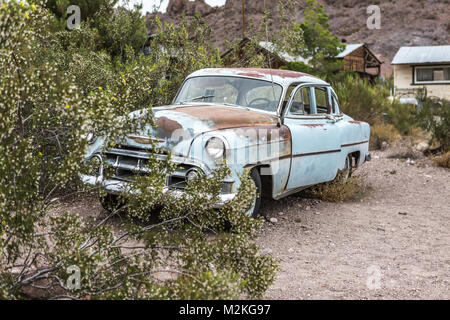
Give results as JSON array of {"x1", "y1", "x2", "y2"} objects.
[{"x1": 264, "y1": 0, "x2": 280, "y2": 127}]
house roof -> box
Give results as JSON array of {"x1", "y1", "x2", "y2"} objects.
[
  {"x1": 392, "y1": 45, "x2": 450, "y2": 65},
  {"x1": 220, "y1": 38, "x2": 312, "y2": 66},
  {"x1": 336, "y1": 43, "x2": 365, "y2": 58},
  {"x1": 258, "y1": 41, "x2": 311, "y2": 65}
]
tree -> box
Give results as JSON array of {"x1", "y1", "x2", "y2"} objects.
[
  {"x1": 44, "y1": 0, "x2": 117, "y2": 21},
  {"x1": 0, "y1": 0, "x2": 276, "y2": 299},
  {"x1": 298, "y1": 0, "x2": 344, "y2": 75},
  {"x1": 222, "y1": 1, "x2": 306, "y2": 69}
]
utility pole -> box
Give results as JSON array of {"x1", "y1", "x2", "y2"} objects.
[{"x1": 241, "y1": 0, "x2": 245, "y2": 39}]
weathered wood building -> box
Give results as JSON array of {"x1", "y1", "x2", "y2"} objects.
[
  {"x1": 221, "y1": 39, "x2": 382, "y2": 80},
  {"x1": 336, "y1": 43, "x2": 382, "y2": 80}
]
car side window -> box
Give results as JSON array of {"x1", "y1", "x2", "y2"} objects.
[
  {"x1": 289, "y1": 88, "x2": 305, "y2": 115},
  {"x1": 301, "y1": 87, "x2": 311, "y2": 114},
  {"x1": 314, "y1": 87, "x2": 329, "y2": 114},
  {"x1": 332, "y1": 94, "x2": 340, "y2": 114},
  {"x1": 286, "y1": 86, "x2": 312, "y2": 116}
]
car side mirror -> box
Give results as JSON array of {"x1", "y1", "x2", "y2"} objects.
[{"x1": 325, "y1": 114, "x2": 336, "y2": 123}]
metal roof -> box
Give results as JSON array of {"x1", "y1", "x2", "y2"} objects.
[
  {"x1": 258, "y1": 41, "x2": 312, "y2": 65},
  {"x1": 336, "y1": 43, "x2": 364, "y2": 58},
  {"x1": 392, "y1": 45, "x2": 450, "y2": 64},
  {"x1": 186, "y1": 68, "x2": 329, "y2": 87}
]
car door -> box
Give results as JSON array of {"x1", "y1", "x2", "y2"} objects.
[{"x1": 283, "y1": 84, "x2": 343, "y2": 190}]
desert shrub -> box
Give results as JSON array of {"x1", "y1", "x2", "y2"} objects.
[
  {"x1": 416, "y1": 97, "x2": 450, "y2": 151},
  {"x1": 280, "y1": 61, "x2": 313, "y2": 74},
  {"x1": 370, "y1": 123, "x2": 401, "y2": 150},
  {"x1": 0, "y1": 1, "x2": 276, "y2": 300},
  {"x1": 306, "y1": 174, "x2": 368, "y2": 203},
  {"x1": 432, "y1": 152, "x2": 450, "y2": 168},
  {"x1": 385, "y1": 100, "x2": 417, "y2": 135},
  {"x1": 333, "y1": 75, "x2": 421, "y2": 137},
  {"x1": 333, "y1": 75, "x2": 389, "y2": 125}
]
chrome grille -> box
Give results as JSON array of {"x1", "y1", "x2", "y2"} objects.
[{"x1": 104, "y1": 146, "x2": 196, "y2": 189}]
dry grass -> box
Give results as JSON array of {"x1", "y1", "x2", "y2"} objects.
[
  {"x1": 370, "y1": 124, "x2": 401, "y2": 150},
  {"x1": 305, "y1": 173, "x2": 369, "y2": 203},
  {"x1": 432, "y1": 151, "x2": 450, "y2": 168}
]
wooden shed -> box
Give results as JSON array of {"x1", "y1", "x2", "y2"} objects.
[{"x1": 336, "y1": 43, "x2": 382, "y2": 80}]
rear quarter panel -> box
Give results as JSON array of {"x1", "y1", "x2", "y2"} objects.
[{"x1": 338, "y1": 115, "x2": 370, "y2": 168}]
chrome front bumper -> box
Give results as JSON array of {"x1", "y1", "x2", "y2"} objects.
[{"x1": 80, "y1": 174, "x2": 236, "y2": 209}]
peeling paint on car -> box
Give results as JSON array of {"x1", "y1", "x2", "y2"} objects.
[{"x1": 82, "y1": 68, "x2": 371, "y2": 214}]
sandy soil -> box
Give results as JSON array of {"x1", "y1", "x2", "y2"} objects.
[
  {"x1": 259, "y1": 150, "x2": 450, "y2": 299},
  {"x1": 54, "y1": 149, "x2": 449, "y2": 300}
]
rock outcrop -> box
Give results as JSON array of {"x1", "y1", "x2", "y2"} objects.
[{"x1": 146, "y1": 0, "x2": 450, "y2": 76}]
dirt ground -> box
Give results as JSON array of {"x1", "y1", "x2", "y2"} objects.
[
  {"x1": 55, "y1": 148, "x2": 449, "y2": 300},
  {"x1": 259, "y1": 150, "x2": 449, "y2": 300}
]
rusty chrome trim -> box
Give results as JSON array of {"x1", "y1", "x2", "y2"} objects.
[
  {"x1": 341, "y1": 140, "x2": 369, "y2": 148},
  {"x1": 80, "y1": 174, "x2": 235, "y2": 209},
  {"x1": 243, "y1": 154, "x2": 291, "y2": 168},
  {"x1": 292, "y1": 149, "x2": 341, "y2": 158}
]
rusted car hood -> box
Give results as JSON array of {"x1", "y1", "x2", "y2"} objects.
[
  {"x1": 123, "y1": 104, "x2": 280, "y2": 154},
  {"x1": 154, "y1": 104, "x2": 278, "y2": 136}
]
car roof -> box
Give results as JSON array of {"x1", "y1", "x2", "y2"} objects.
[{"x1": 186, "y1": 68, "x2": 329, "y2": 87}]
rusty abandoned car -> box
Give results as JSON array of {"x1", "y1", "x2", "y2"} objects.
[{"x1": 82, "y1": 68, "x2": 371, "y2": 217}]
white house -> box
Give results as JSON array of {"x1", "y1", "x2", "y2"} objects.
[{"x1": 392, "y1": 45, "x2": 450, "y2": 101}]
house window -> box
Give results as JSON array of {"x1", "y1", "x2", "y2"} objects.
[{"x1": 415, "y1": 66, "x2": 450, "y2": 84}]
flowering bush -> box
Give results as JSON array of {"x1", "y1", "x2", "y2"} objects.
[{"x1": 0, "y1": 1, "x2": 276, "y2": 299}]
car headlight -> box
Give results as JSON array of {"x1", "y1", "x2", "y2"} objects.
[
  {"x1": 185, "y1": 168, "x2": 202, "y2": 182},
  {"x1": 83, "y1": 132, "x2": 97, "y2": 145},
  {"x1": 205, "y1": 137, "x2": 225, "y2": 159},
  {"x1": 84, "y1": 154, "x2": 103, "y2": 176}
]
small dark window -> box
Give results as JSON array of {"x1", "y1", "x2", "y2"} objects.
[
  {"x1": 416, "y1": 67, "x2": 450, "y2": 82},
  {"x1": 417, "y1": 68, "x2": 433, "y2": 81}
]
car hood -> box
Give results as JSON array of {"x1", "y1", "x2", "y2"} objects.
[{"x1": 123, "y1": 104, "x2": 280, "y2": 156}]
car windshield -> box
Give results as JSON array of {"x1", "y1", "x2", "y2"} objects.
[{"x1": 174, "y1": 76, "x2": 283, "y2": 113}]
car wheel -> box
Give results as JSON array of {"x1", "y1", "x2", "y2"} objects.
[
  {"x1": 340, "y1": 154, "x2": 352, "y2": 182},
  {"x1": 247, "y1": 168, "x2": 262, "y2": 218}
]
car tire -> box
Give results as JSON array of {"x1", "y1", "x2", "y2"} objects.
[
  {"x1": 340, "y1": 154, "x2": 352, "y2": 182},
  {"x1": 248, "y1": 168, "x2": 262, "y2": 218}
]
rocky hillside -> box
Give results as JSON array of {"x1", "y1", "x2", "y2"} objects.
[{"x1": 146, "y1": 0, "x2": 450, "y2": 75}]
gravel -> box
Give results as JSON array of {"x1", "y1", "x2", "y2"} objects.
[
  {"x1": 52, "y1": 149, "x2": 450, "y2": 300},
  {"x1": 258, "y1": 150, "x2": 450, "y2": 300}
]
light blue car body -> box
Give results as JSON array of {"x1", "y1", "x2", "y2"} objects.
[{"x1": 82, "y1": 68, "x2": 370, "y2": 207}]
